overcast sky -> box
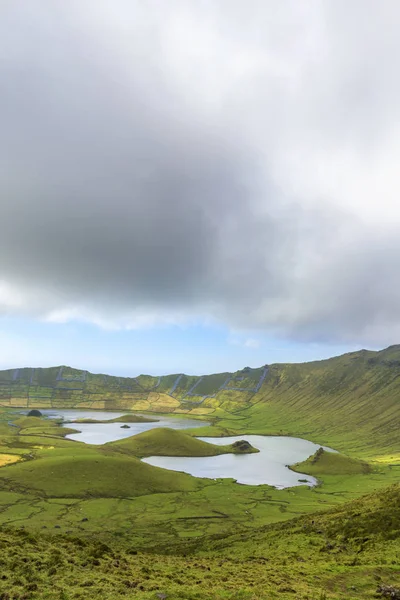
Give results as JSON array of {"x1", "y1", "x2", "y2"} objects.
[{"x1": 1, "y1": 1, "x2": 400, "y2": 374}]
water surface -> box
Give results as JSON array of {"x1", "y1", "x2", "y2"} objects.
[
  {"x1": 40, "y1": 409, "x2": 207, "y2": 445},
  {"x1": 36, "y1": 409, "x2": 333, "y2": 488},
  {"x1": 144, "y1": 435, "x2": 334, "y2": 488}
]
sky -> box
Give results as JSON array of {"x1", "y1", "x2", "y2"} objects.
[{"x1": 1, "y1": 1, "x2": 400, "y2": 376}]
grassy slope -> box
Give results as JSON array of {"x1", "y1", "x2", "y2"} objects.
[
  {"x1": 0, "y1": 447, "x2": 204, "y2": 498},
  {"x1": 0, "y1": 398, "x2": 395, "y2": 545},
  {"x1": 1, "y1": 345, "x2": 400, "y2": 460},
  {"x1": 72, "y1": 414, "x2": 157, "y2": 423},
  {"x1": 0, "y1": 414, "x2": 395, "y2": 548},
  {"x1": 0, "y1": 483, "x2": 397, "y2": 599},
  {"x1": 106, "y1": 427, "x2": 258, "y2": 457},
  {"x1": 194, "y1": 347, "x2": 400, "y2": 461},
  {"x1": 292, "y1": 447, "x2": 372, "y2": 476}
]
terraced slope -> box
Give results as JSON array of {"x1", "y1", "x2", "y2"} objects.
[{"x1": 0, "y1": 364, "x2": 269, "y2": 413}]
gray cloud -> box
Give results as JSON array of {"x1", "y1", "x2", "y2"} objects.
[{"x1": 2, "y1": 0, "x2": 400, "y2": 345}]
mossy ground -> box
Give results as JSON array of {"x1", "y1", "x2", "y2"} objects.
[{"x1": 0, "y1": 484, "x2": 397, "y2": 599}]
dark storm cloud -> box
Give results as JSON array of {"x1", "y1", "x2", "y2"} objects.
[{"x1": 2, "y1": 0, "x2": 400, "y2": 344}]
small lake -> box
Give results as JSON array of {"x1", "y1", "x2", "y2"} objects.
[
  {"x1": 34, "y1": 409, "x2": 333, "y2": 488},
  {"x1": 144, "y1": 435, "x2": 332, "y2": 488},
  {"x1": 39, "y1": 409, "x2": 208, "y2": 445}
]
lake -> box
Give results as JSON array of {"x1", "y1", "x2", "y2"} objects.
[
  {"x1": 39, "y1": 409, "x2": 207, "y2": 445},
  {"x1": 37, "y1": 409, "x2": 333, "y2": 488},
  {"x1": 144, "y1": 435, "x2": 331, "y2": 488}
]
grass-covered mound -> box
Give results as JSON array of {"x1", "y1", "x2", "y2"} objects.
[
  {"x1": 293, "y1": 447, "x2": 372, "y2": 476},
  {"x1": 0, "y1": 451, "x2": 202, "y2": 498},
  {"x1": 20, "y1": 425, "x2": 80, "y2": 438},
  {"x1": 14, "y1": 416, "x2": 46, "y2": 429},
  {"x1": 12, "y1": 416, "x2": 80, "y2": 439},
  {"x1": 106, "y1": 427, "x2": 258, "y2": 457},
  {"x1": 72, "y1": 414, "x2": 157, "y2": 424}
]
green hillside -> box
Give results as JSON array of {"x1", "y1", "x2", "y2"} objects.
[
  {"x1": 0, "y1": 482, "x2": 397, "y2": 599},
  {"x1": 1, "y1": 346, "x2": 400, "y2": 460}
]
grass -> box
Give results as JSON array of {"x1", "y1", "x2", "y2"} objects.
[
  {"x1": 0, "y1": 348, "x2": 398, "y2": 598},
  {"x1": 71, "y1": 414, "x2": 157, "y2": 424},
  {"x1": 292, "y1": 448, "x2": 372, "y2": 476},
  {"x1": 0, "y1": 414, "x2": 395, "y2": 547},
  {"x1": 106, "y1": 427, "x2": 258, "y2": 457},
  {"x1": 0, "y1": 483, "x2": 396, "y2": 599},
  {"x1": 1, "y1": 346, "x2": 399, "y2": 458},
  {"x1": 0, "y1": 448, "x2": 204, "y2": 498},
  {"x1": 0, "y1": 453, "x2": 21, "y2": 466}
]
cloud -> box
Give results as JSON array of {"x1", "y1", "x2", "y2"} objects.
[
  {"x1": 244, "y1": 338, "x2": 261, "y2": 349},
  {"x1": 1, "y1": 0, "x2": 400, "y2": 345},
  {"x1": 228, "y1": 336, "x2": 261, "y2": 349}
]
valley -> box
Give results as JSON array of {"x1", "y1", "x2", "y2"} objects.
[{"x1": 0, "y1": 347, "x2": 398, "y2": 598}]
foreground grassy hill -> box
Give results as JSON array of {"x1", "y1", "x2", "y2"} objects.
[{"x1": 0, "y1": 482, "x2": 397, "y2": 599}]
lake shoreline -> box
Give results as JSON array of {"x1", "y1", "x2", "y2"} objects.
[{"x1": 22, "y1": 408, "x2": 334, "y2": 489}]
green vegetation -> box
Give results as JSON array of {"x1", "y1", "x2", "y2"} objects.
[
  {"x1": 0, "y1": 483, "x2": 396, "y2": 599},
  {"x1": 1, "y1": 346, "x2": 399, "y2": 460},
  {"x1": 72, "y1": 414, "x2": 157, "y2": 424},
  {"x1": 0, "y1": 347, "x2": 398, "y2": 598},
  {"x1": 0, "y1": 450, "x2": 202, "y2": 498},
  {"x1": 106, "y1": 427, "x2": 258, "y2": 457},
  {"x1": 293, "y1": 447, "x2": 372, "y2": 476}
]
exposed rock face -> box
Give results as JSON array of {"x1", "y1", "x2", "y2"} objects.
[
  {"x1": 232, "y1": 440, "x2": 253, "y2": 453},
  {"x1": 311, "y1": 447, "x2": 325, "y2": 463},
  {"x1": 27, "y1": 409, "x2": 42, "y2": 417},
  {"x1": 377, "y1": 585, "x2": 400, "y2": 599}
]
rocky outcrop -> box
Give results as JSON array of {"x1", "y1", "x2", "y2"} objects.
[
  {"x1": 27, "y1": 409, "x2": 42, "y2": 417},
  {"x1": 231, "y1": 440, "x2": 254, "y2": 453}
]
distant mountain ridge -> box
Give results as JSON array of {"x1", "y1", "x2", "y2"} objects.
[
  {"x1": 0, "y1": 362, "x2": 269, "y2": 412},
  {"x1": 1, "y1": 345, "x2": 400, "y2": 456}
]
